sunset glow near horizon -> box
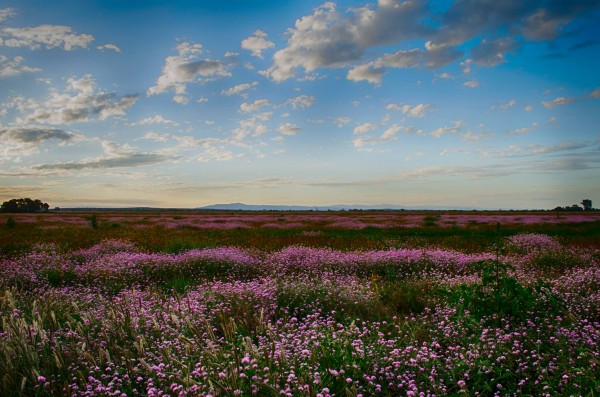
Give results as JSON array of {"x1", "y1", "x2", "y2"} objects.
[{"x1": 1, "y1": 0, "x2": 599, "y2": 209}]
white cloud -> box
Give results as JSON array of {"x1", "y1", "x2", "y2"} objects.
[
  {"x1": 431, "y1": 120, "x2": 463, "y2": 138},
  {"x1": 285, "y1": 95, "x2": 316, "y2": 110},
  {"x1": 353, "y1": 122, "x2": 378, "y2": 135},
  {"x1": 386, "y1": 103, "x2": 433, "y2": 118},
  {"x1": 382, "y1": 124, "x2": 402, "y2": 139},
  {"x1": 1, "y1": 25, "x2": 94, "y2": 50},
  {"x1": 334, "y1": 117, "x2": 351, "y2": 127},
  {"x1": 508, "y1": 122, "x2": 538, "y2": 135},
  {"x1": 347, "y1": 43, "x2": 461, "y2": 84},
  {"x1": 133, "y1": 115, "x2": 178, "y2": 126},
  {"x1": 508, "y1": 127, "x2": 532, "y2": 135},
  {"x1": 524, "y1": 104, "x2": 533, "y2": 112},
  {"x1": 231, "y1": 112, "x2": 272, "y2": 141},
  {"x1": 499, "y1": 99, "x2": 517, "y2": 110},
  {"x1": 172, "y1": 95, "x2": 189, "y2": 105},
  {"x1": 12, "y1": 74, "x2": 138, "y2": 125},
  {"x1": 347, "y1": 63, "x2": 385, "y2": 84},
  {"x1": 262, "y1": 1, "x2": 430, "y2": 82},
  {"x1": 588, "y1": 88, "x2": 600, "y2": 98},
  {"x1": 0, "y1": 56, "x2": 41, "y2": 78},
  {"x1": 147, "y1": 42, "x2": 230, "y2": 97},
  {"x1": 0, "y1": 126, "x2": 81, "y2": 161},
  {"x1": 31, "y1": 140, "x2": 175, "y2": 171},
  {"x1": 139, "y1": 131, "x2": 171, "y2": 142},
  {"x1": 240, "y1": 99, "x2": 270, "y2": 113},
  {"x1": 197, "y1": 146, "x2": 235, "y2": 162},
  {"x1": 221, "y1": 81, "x2": 258, "y2": 96},
  {"x1": 277, "y1": 123, "x2": 300, "y2": 136},
  {"x1": 96, "y1": 43, "x2": 121, "y2": 53},
  {"x1": 0, "y1": 8, "x2": 16, "y2": 22},
  {"x1": 353, "y1": 124, "x2": 408, "y2": 149},
  {"x1": 241, "y1": 29, "x2": 274, "y2": 59},
  {"x1": 463, "y1": 80, "x2": 480, "y2": 88},
  {"x1": 541, "y1": 96, "x2": 576, "y2": 108}
]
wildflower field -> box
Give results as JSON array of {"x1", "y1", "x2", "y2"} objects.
[{"x1": 1, "y1": 211, "x2": 599, "y2": 396}]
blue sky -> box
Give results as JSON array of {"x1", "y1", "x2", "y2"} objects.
[{"x1": 1, "y1": 0, "x2": 599, "y2": 209}]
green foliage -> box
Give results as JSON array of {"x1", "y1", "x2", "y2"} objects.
[
  {"x1": 43, "y1": 268, "x2": 78, "y2": 287},
  {"x1": 163, "y1": 277, "x2": 196, "y2": 293},
  {"x1": 525, "y1": 250, "x2": 586, "y2": 276},
  {"x1": 375, "y1": 280, "x2": 436, "y2": 314},
  {"x1": 6, "y1": 217, "x2": 16, "y2": 229},
  {"x1": 423, "y1": 215, "x2": 439, "y2": 227},
  {"x1": 451, "y1": 260, "x2": 566, "y2": 325},
  {"x1": 88, "y1": 214, "x2": 99, "y2": 229}
]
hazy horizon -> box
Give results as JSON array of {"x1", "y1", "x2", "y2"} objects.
[{"x1": 1, "y1": 1, "x2": 599, "y2": 209}]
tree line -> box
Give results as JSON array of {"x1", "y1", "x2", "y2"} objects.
[
  {"x1": 553, "y1": 199, "x2": 594, "y2": 212},
  {"x1": 1, "y1": 198, "x2": 50, "y2": 213}
]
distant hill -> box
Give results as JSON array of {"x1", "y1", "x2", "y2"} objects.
[{"x1": 198, "y1": 203, "x2": 484, "y2": 211}]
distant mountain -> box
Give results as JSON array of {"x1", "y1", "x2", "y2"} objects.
[{"x1": 198, "y1": 203, "x2": 484, "y2": 211}]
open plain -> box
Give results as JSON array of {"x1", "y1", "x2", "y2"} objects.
[{"x1": 1, "y1": 211, "x2": 599, "y2": 396}]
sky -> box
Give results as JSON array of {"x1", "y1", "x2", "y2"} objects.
[{"x1": 0, "y1": 0, "x2": 599, "y2": 209}]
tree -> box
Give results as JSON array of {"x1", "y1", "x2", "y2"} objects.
[
  {"x1": 1, "y1": 198, "x2": 50, "y2": 213},
  {"x1": 581, "y1": 199, "x2": 593, "y2": 211}
]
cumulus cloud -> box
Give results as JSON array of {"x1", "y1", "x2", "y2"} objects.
[
  {"x1": 471, "y1": 38, "x2": 519, "y2": 66},
  {"x1": 0, "y1": 55, "x2": 41, "y2": 78},
  {"x1": 541, "y1": 96, "x2": 576, "y2": 108},
  {"x1": 262, "y1": 1, "x2": 431, "y2": 82},
  {"x1": 133, "y1": 115, "x2": 178, "y2": 126},
  {"x1": 386, "y1": 103, "x2": 433, "y2": 118},
  {"x1": 285, "y1": 95, "x2": 315, "y2": 110},
  {"x1": 277, "y1": 123, "x2": 300, "y2": 136},
  {"x1": 508, "y1": 127, "x2": 533, "y2": 136},
  {"x1": 499, "y1": 99, "x2": 517, "y2": 110},
  {"x1": 334, "y1": 117, "x2": 351, "y2": 127},
  {"x1": 13, "y1": 74, "x2": 138, "y2": 125},
  {"x1": 241, "y1": 29, "x2": 275, "y2": 58},
  {"x1": 0, "y1": 126, "x2": 80, "y2": 160},
  {"x1": 1, "y1": 25, "x2": 94, "y2": 50},
  {"x1": 463, "y1": 80, "x2": 480, "y2": 88},
  {"x1": 347, "y1": 43, "x2": 462, "y2": 84},
  {"x1": 31, "y1": 140, "x2": 174, "y2": 171},
  {"x1": 261, "y1": 0, "x2": 599, "y2": 83},
  {"x1": 240, "y1": 99, "x2": 270, "y2": 113},
  {"x1": 0, "y1": 8, "x2": 16, "y2": 22},
  {"x1": 172, "y1": 95, "x2": 189, "y2": 105},
  {"x1": 147, "y1": 42, "x2": 230, "y2": 100},
  {"x1": 353, "y1": 123, "x2": 378, "y2": 135},
  {"x1": 139, "y1": 131, "x2": 171, "y2": 142},
  {"x1": 232, "y1": 112, "x2": 272, "y2": 141},
  {"x1": 589, "y1": 88, "x2": 600, "y2": 98},
  {"x1": 434, "y1": 0, "x2": 600, "y2": 47},
  {"x1": 352, "y1": 124, "x2": 409, "y2": 149},
  {"x1": 221, "y1": 81, "x2": 258, "y2": 96},
  {"x1": 431, "y1": 120, "x2": 463, "y2": 138},
  {"x1": 96, "y1": 43, "x2": 121, "y2": 53}
]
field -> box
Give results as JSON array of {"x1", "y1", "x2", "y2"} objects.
[{"x1": 1, "y1": 211, "x2": 599, "y2": 396}]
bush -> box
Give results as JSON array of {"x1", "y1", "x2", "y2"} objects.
[
  {"x1": 6, "y1": 217, "x2": 16, "y2": 229},
  {"x1": 451, "y1": 260, "x2": 566, "y2": 326},
  {"x1": 88, "y1": 214, "x2": 99, "y2": 229}
]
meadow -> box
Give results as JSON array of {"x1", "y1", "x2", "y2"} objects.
[{"x1": 0, "y1": 211, "x2": 599, "y2": 396}]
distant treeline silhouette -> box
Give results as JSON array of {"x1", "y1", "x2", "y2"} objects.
[
  {"x1": 1, "y1": 198, "x2": 50, "y2": 213},
  {"x1": 553, "y1": 199, "x2": 594, "y2": 212}
]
